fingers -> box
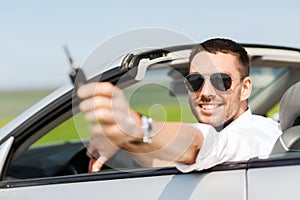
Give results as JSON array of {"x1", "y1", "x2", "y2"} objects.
[
  {"x1": 79, "y1": 95, "x2": 113, "y2": 112},
  {"x1": 90, "y1": 156, "x2": 108, "y2": 172},
  {"x1": 84, "y1": 107, "x2": 116, "y2": 124},
  {"x1": 86, "y1": 134, "x2": 120, "y2": 173},
  {"x1": 78, "y1": 82, "x2": 126, "y2": 124}
]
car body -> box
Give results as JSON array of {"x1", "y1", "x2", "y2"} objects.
[{"x1": 0, "y1": 43, "x2": 300, "y2": 200}]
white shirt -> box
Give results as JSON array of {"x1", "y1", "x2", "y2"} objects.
[{"x1": 176, "y1": 109, "x2": 282, "y2": 172}]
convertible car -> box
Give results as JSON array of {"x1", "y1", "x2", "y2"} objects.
[{"x1": 0, "y1": 40, "x2": 300, "y2": 199}]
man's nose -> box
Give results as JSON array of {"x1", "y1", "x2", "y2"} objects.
[{"x1": 200, "y1": 79, "x2": 216, "y2": 97}]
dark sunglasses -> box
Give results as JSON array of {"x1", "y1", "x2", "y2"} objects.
[{"x1": 184, "y1": 73, "x2": 239, "y2": 92}]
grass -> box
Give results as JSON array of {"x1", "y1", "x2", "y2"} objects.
[
  {"x1": 267, "y1": 102, "x2": 280, "y2": 118},
  {"x1": 0, "y1": 88, "x2": 92, "y2": 146},
  {"x1": 0, "y1": 89, "x2": 54, "y2": 128},
  {"x1": 125, "y1": 84, "x2": 196, "y2": 122},
  {"x1": 33, "y1": 113, "x2": 90, "y2": 146}
]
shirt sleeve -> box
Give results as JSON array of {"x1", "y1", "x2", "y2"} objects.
[{"x1": 176, "y1": 110, "x2": 282, "y2": 173}]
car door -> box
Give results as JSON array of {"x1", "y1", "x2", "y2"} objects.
[{"x1": 0, "y1": 165, "x2": 247, "y2": 200}]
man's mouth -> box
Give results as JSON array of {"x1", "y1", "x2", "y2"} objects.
[{"x1": 199, "y1": 103, "x2": 223, "y2": 110}]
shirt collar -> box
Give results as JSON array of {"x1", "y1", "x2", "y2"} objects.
[{"x1": 221, "y1": 109, "x2": 252, "y2": 132}]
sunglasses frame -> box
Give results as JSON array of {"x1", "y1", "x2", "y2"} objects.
[{"x1": 184, "y1": 72, "x2": 238, "y2": 92}]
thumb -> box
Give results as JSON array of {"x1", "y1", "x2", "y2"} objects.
[{"x1": 90, "y1": 156, "x2": 108, "y2": 172}]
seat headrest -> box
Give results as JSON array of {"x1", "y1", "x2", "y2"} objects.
[{"x1": 280, "y1": 82, "x2": 300, "y2": 131}]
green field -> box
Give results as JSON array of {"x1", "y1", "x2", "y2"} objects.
[
  {"x1": 0, "y1": 89, "x2": 91, "y2": 146},
  {"x1": 0, "y1": 89, "x2": 55, "y2": 127},
  {"x1": 125, "y1": 84, "x2": 196, "y2": 122}
]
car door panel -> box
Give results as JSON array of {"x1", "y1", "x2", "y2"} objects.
[{"x1": 0, "y1": 169, "x2": 246, "y2": 200}]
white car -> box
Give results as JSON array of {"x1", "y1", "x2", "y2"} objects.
[{"x1": 0, "y1": 43, "x2": 300, "y2": 200}]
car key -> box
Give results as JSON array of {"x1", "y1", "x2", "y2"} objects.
[
  {"x1": 63, "y1": 45, "x2": 87, "y2": 92},
  {"x1": 64, "y1": 46, "x2": 99, "y2": 172}
]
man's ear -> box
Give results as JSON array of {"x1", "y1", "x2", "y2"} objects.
[{"x1": 240, "y1": 77, "x2": 252, "y2": 101}]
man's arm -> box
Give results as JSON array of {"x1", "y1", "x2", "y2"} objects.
[
  {"x1": 123, "y1": 120, "x2": 203, "y2": 165},
  {"x1": 78, "y1": 82, "x2": 203, "y2": 169}
]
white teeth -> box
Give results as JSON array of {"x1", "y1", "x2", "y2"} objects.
[{"x1": 202, "y1": 104, "x2": 218, "y2": 109}]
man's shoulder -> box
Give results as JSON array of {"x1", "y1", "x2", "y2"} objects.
[
  {"x1": 229, "y1": 110, "x2": 281, "y2": 134},
  {"x1": 243, "y1": 113, "x2": 282, "y2": 138},
  {"x1": 251, "y1": 113, "x2": 279, "y2": 125},
  {"x1": 240, "y1": 109, "x2": 279, "y2": 126}
]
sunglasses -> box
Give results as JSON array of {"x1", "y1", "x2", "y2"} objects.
[{"x1": 184, "y1": 73, "x2": 240, "y2": 92}]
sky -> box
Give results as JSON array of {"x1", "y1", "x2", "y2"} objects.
[{"x1": 1, "y1": 0, "x2": 300, "y2": 90}]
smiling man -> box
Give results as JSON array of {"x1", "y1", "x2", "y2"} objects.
[
  {"x1": 186, "y1": 40, "x2": 251, "y2": 130},
  {"x1": 78, "y1": 38, "x2": 282, "y2": 172}
]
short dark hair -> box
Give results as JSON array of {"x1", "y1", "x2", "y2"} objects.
[{"x1": 189, "y1": 38, "x2": 250, "y2": 78}]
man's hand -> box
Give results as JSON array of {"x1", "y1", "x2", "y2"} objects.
[
  {"x1": 78, "y1": 82, "x2": 203, "y2": 171},
  {"x1": 77, "y1": 82, "x2": 142, "y2": 171},
  {"x1": 87, "y1": 131, "x2": 119, "y2": 172}
]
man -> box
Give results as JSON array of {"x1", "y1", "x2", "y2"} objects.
[{"x1": 78, "y1": 38, "x2": 282, "y2": 172}]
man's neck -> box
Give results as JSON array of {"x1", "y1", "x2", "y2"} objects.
[
  {"x1": 213, "y1": 106, "x2": 249, "y2": 132},
  {"x1": 214, "y1": 118, "x2": 234, "y2": 132}
]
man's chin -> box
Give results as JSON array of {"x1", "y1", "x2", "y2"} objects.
[
  {"x1": 191, "y1": 107, "x2": 225, "y2": 126},
  {"x1": 199, "y1": 117, "x2": 225, "y2": 128}
]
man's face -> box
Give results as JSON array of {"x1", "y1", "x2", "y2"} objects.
[{"x1": 188, "y1": 51, "x2": 245, "y2": 128}]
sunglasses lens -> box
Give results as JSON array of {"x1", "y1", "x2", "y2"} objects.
[
  {"x1": 185, "y1": 74, "x2": 204, "y2": 92},
  {"x1": 210, "y1": 73, "x2": 232, "y2": 91}
]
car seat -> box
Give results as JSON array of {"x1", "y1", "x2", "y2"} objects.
[{"x1": 271, "y1": 81, "x2": 300, "y2": 153}]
